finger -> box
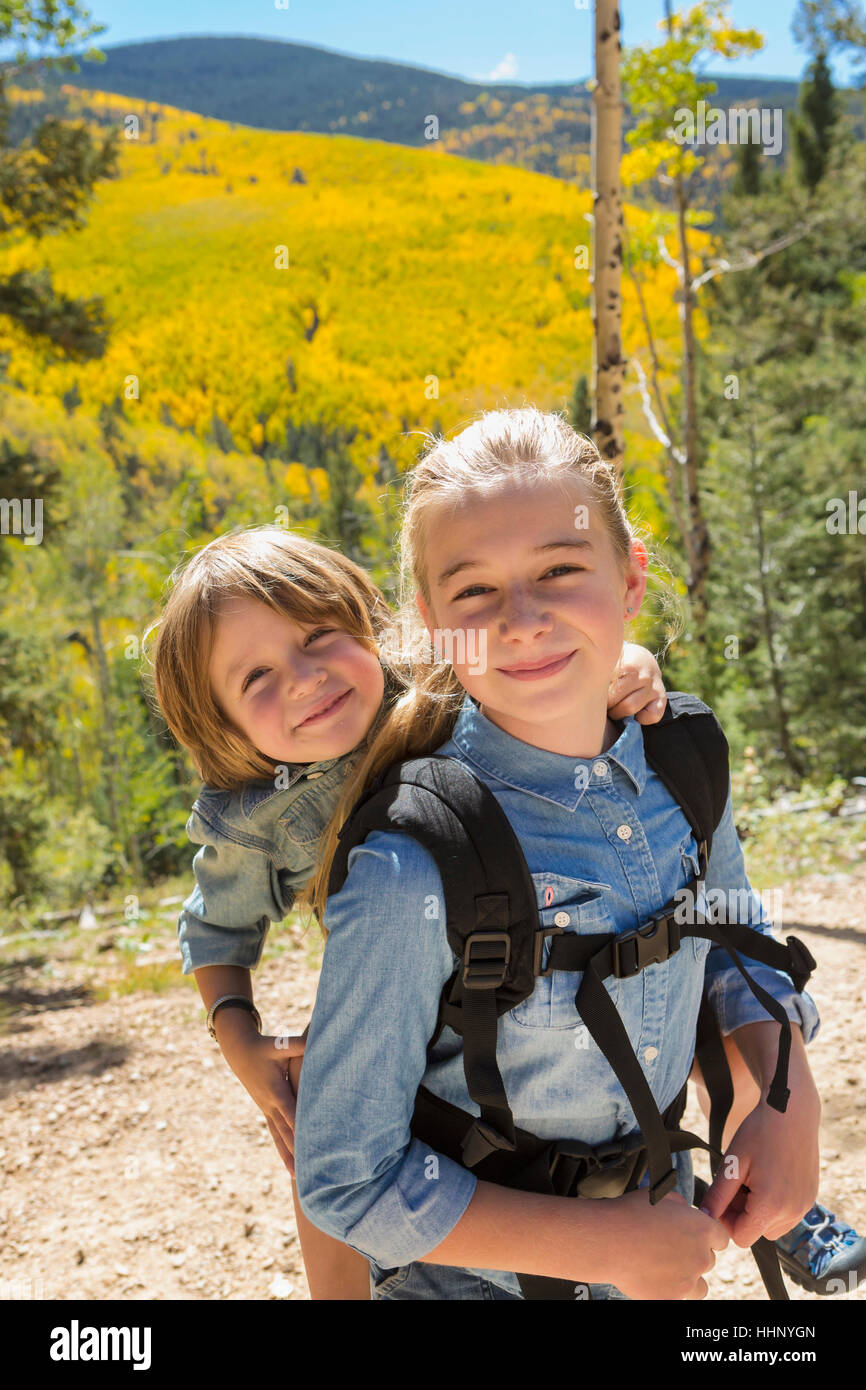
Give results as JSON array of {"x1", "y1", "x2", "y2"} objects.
[
  {"x1": 634, "y1": 696, "x2": 667, "y2": 726},
  {"x1": 607, "y1": 687, "x2": 645, "y2": 718},
  {"x1": 271, "y1": 1106, "x2": 296, "y2": 1157},
  {"x1": 267, "y1": 1116, "x2": 295, "y2": 1178},
  {"x1": 687, "y1": 1277, "x2": 708, "y2": 1301},
  {"x1": 699, "y1": 1160, "x2": 748, "y2": 1224},
  {"x1": 281, "y1": 1075, "x2": 298, "y2": 1126},
  {"x1": 266, "y1": 1033, "x2": 307, "y2": 1061},
  {"x1": 728, "y1": 1191, "x2": 772, "y2": 1249}
]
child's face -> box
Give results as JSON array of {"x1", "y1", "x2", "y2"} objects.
[
  {"x1": 416, "y1": 476, "x2": 646, "y2": 752},
  {"x1": 209, "y1": 596, "x2": 385, "y2": 766}
]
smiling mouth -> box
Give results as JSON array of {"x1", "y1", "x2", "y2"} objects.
[
  {"x1": 296, "y1": 688, "x2": 353, "y2": 729},
  {"x1": 497, "y1": 651, "x2": 576, "y2": 681}
]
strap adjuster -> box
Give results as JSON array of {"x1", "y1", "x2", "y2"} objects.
[
  {"x1": 612, "y1": 911, "x2": 681, "y2": 979},
  {"x1": 462, "y1": 931, "x2": 511, "y2": 989},
  {"x1": 533, "y1": 925, "x2": 565, "y2": 977}
]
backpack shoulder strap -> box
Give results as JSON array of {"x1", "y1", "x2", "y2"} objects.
[
  {"x1": 640, "y1": 690, "x2": 730, "y2": 876},
  {"x1": 328, "y1": 754, "x2": 540, "y2": 1163}
]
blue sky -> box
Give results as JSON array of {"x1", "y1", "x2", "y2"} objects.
[{"x1": 53, "y1": 1, "x2": 860, "y2": 86}]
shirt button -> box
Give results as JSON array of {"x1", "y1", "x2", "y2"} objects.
[
  {"x1": 644, "y1": 1046, "x2": 659, "y2": 1063},
  {"x1": 616, "y1": 824, "x2": 633, "y2": 841},
  {"x1": 592, "y1": 761, "x2": 608, "y2": 778},
  {"x1": 553, "y1": 911, "x2": 570, "y2": 927}
]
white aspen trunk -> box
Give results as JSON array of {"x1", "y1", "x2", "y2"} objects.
[{"x1": 592, "y1": 0, "x2": 625, "y2": 474}]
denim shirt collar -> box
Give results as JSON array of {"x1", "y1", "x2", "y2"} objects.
[
  {"x1": 239, "y1": 753, "x2": 346, "y2": 820},
  {"x1": 448, "y1": 696, "x2": 646, "y2": 812}
]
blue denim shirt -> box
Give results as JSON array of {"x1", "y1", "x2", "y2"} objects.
[
  {"x1": 176, "y1": 750, "x2": 357, "y2": 974},
  {"x1": 294, "y1": 696, "x2": 820, "y2": 1295}
]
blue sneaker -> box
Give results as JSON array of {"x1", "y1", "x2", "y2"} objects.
[{"x1": 775, "y1": 1204, "x2": 866, "y2": 1296}]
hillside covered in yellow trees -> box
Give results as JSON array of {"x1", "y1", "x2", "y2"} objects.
[{"x1": 0, "y1": 86, "x2": 687, "y2": 511}]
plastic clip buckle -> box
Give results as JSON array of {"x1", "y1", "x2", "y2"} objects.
[
  {"x1": 461, "y1": 1118, "x2": 516, "y2": 1167},
  {"x1": 612, "y1": 911, "x2": 681, "y2": 980},
  {"x1": 462, "y1": 931, "x2": 511, "y2": 989}
]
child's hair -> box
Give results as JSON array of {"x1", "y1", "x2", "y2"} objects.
[
  {"x1": 309, "y1": 406, "x2": 679, "y2": 922},
  {"x1": 144, "y1": 525, "x2": 393, "y2": 790}
]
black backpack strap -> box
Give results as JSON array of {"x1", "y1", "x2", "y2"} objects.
[
  {"x1": 641, "y1": 690, "x2": 730, "y2": 874},
  {"x1": 329, "y1": 755, "x2": 540, "y2": 1163}
]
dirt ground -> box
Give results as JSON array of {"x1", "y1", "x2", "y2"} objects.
[{"x1": 1, "y1": 867, "x2": 865, "y2": 1304}]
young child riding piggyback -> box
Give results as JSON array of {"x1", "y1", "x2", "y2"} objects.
[
  {"x1": 149, "y1": 513, "x2": 671, "y2": 1298},
  {"x1": 291, "y1": 407, "x2": 834, "y2": 1301}
]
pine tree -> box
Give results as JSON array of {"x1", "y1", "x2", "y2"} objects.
[
  {"x1": 0, "y1": 3, "x2": 120, "y2": 361},
  {"x1": 791, "y1": 51, "x2": 838, "y2": 189}
]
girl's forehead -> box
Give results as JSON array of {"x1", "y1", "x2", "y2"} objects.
[{"x1": 425, "y1": 476, "x2": 599, "y2": 546}]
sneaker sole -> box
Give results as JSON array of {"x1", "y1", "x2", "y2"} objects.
[{"x1": 775, "y1": 1244, "x2": 866, "y2": 1297}]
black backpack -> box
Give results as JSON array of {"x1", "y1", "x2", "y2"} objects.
[{"x1": 329, "y1": 693, "x2": 816, "y2": 1300}]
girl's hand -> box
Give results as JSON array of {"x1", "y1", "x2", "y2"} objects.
[
  {"x1": 609, "y1": 643, "x2": 667, "y2": 725},
  {"x1": 220, "y1": 1028, "x2": 308, "y2": 1178},
  {"x1": 698, "y1": 1082, "x2": 822, "y2": 1247},
  {"x1": 603, "y1": 1189, "x2": 729, "y2": 1300}
]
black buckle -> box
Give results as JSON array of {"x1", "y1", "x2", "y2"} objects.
[
  {"x1": 461, "y1": 1118, "x2": 516, "y2": 1167},
  {"x1": 785, "y1": 934, "x2": 816, "y2": 992},
  {"x1": 612, "y1": 911, "x2": 681, "y2": 979},
  {"x1": 462, "y1": 931, "x2": 511, "y2": 989},
  {"x1": 533, "y1": 925, "x2": 565, "y2": 977},
  {"x1": 549, "y1": 1137, "x2": 647, "y2": 1200}
]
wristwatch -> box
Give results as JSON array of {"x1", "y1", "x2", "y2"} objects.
[{"x1": 207, "y1": 995, "x2": 262, "y2": 1040}]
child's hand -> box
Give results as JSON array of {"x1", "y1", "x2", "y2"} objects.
[
  {"x1": 604, "y1": 1189, "x2": 729, "y2": 1299},
  {"x1": 698, "y1": 1082, "x2": 821, "y2": 1248},
  {"x1": 609, "y1": 643, "x2": 667, "y2": 725},
  {"x1": 222, "y1": 1029, "x2": 307, "y2": 1179}
]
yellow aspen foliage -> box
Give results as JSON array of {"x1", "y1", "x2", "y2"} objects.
[
  {"x1": 284, "y1": 462, "x2": 311, "y2": 500},
  {"x1": 309, "y1": 467, "x2": 330, "y2": 501}
]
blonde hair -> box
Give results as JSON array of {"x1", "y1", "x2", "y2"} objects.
[
  {"x1": 310, "y1": 406, "x2": 677, "y2": 922},
  {"x1": 144, "y1": 525, "x2": 393, "y2": 790}
]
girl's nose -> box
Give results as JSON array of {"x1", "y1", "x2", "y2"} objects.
[
  {"x1": 498, "y1": 588, "x2": 553, "y2": 640},
  {"x1": 283, "y1": 653, "x2": 327, "y2": 699}
]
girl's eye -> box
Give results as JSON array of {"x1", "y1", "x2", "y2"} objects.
[
  {"x1": 543, "y1": 564, "x2": 584, "y2": 578},
  {"x1": 305, "y1": 627, "x2": 335, "y2": 644},
  {"x1": 242, "y1": 667, "x2": 268, "y2": 693},
  {"x1": 453, "y1": 585, "x2": 491, "y2": 601}
]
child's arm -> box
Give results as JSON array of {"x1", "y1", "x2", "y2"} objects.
[
  {"x1": 610, "y1": 642, "x2": 666, "y2": 723},
  {"x1": 692, "y1": 771, "x2": 822, "y2": 1246},
  {"x1": 196, "y1": 967, "x2": 371, "y2": 1299},
  {"x1": 697, "y1": 1020, "x2": 821, "y2": 1248},
  {"x1": 286, "y1": 1053, "x2": 371, "y2": 1300},
  {"x1": 418, "y1": 1178, "x2": 728, "y2": 1301}
]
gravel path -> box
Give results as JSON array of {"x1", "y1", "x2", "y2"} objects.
[{"x1": 1, "y1": 868, "x2": 864, "y2": 1303}]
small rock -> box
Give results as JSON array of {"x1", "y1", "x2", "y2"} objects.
[
  {"x1": 268, "y1": 1273, "x2": 294, "y2": 1298},
  {"x1": 115, "y1": 1264, "x2": 130, "y2": 1276},
  {"x1": 75, "y1": 1250, "x2": 85, "y2": 1265},
  {"x1": 155, "y1": 1121, "x2": 167, "y2": 1131}
]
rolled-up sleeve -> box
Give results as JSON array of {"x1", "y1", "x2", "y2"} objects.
[
  {"x1": 294, "y1": 830, "x2": 479, "y2": 1267},
  {"x1": 177, "y1": 804, "x2": 310, "y2": 974},
  {"x1": 702, "y1": 786, "x2": 820, "y2": 1044}
]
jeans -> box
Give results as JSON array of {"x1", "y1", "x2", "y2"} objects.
[{"x1": 369, "y1": 1258, "x2": 630, "y2": 1301}]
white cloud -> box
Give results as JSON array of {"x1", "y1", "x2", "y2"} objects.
[{"x1": 476, "y1": 52, "x2": 519, "y2": 82}]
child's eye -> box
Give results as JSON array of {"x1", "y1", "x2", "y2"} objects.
[
  {"x1": 543, "y1": 564, "x2": 584, "y2": 578},
  {"x1": 453, "y1": 585, "x2": 491, "y2": 601},
  {"x1": 242, "y1": 667, "x2": 268, "y2": 692},
  {"x1": 305, "y1": 627, "x2": 335, "y2": 644}
]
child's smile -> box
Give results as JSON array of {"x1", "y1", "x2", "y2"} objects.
[
  {"x1": 208, "y1": 595, "x2": 384, "y2": 766},
  {"x1": 416, "y1": 476, "x2": 647, "y2": 758}
]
